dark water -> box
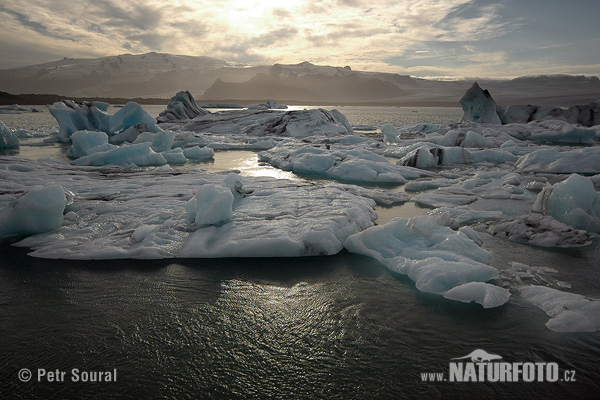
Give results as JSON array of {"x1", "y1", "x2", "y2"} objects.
[{"x1": 1, "y1": 241, "x2": 599, "y2": 399}]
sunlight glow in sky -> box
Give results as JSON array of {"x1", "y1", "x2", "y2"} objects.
[{"x1": 0, "y1": 0, "x2": 599, "y2": 78}]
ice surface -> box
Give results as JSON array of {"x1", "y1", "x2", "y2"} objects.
[
  {"x1": 0, "y1": 185, "x2": 66, "y2": 238},
  {"x1": 459, "y1": 82, "x2": 501, "y2": 124},
  {"x1": 499, "y1": 100, "x2": 600, "y2": 127},
  {"x1": 443, "y1": 282, "x2": 510, "y2": 308},
  {"x1": 344, "y1": 215, "x2": 507, "y2": 307},
  {"x1": 182, "y1": 108, "x2": 353, "y2": 137},
  {"x1": 415, "y1": 187, "x2": 478, "y2": 208},
  {"x1": 183, "y1": 146, "x2": 215, "y2": 160},
  {"x1": 480, "y1": 213, "x2": 593, "y2": 247},
  {"x1": 516, "y1": 147, "x2": 600, "y2": 174},
  {"x1": 71, "y1": 142, "x2": 167, "y2": 167},
  {"x1": 0, "y1": 120, "x2": 19, "y2": 149},
  {"x1": 157, "y1": 90, "x2": 210, "y2": 122},
  {"x1": 186, "y1": 183, "x2": 234, "y2": 226},
  {"x1": 520, "y1": 286, "x2": 600, "y2": 332},
  {"x1": 1, "y1": 158, "x2": 376, "y2": 259},
  {"x1": 67, "y1": 131, "x2": 115, "y2": 158},
  {"x1": 49, "y1": 100, "x2": 161, "y2": 142},
  {"x1": 260, "y1": 143, "x2": 434, "y2": 184},
  {"x1": 532, "y1": 174, "x2": 600, "y2": 232}
]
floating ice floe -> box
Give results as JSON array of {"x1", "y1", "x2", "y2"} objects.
[
  {"x1": 532, "y1": 173, "x2": 600, "y2": 232},
  {"x1": 157, "y1": 90, "x2": 210, "y2": 122},
  {"x1": 0, "y1": 120, "x2": 19, "y2": 149},
  {"x1": 0, "y1": 104, "x2": 41, "y2": 114},
  {"x1": 516, "y1": 147, "x2": 600, "y2": 174},
  {"x1": 49, "y1": 100, "x2": 161, "y2": 142},
  {"x1": 259, "y1": 143, "x2": 435, "y2": 184},
  {"x1": 181, "y1": 108, "x2": 353, "y2": 137},
  {"x1": 1, "y1": 157, "x2": 376, "y2": 259},
  {"x1": 520, "y1": 286, "x2": 600, "y2": 332},
  {"x1": 415, "y1": 187, "x2": 478, "y2": 208},
  {"x1": 499, "y1": 100, "x2": 600, "y2": 127},
  {"x1": 479, "y1": 213, "x2": 593, "y2": 248},
  {"x1": 459, "y1": 82, "x2": 502, "y2": 124},
  {"x1": 0, "y1": 185, "x2": 66, "y2": 238},
  {"x1": 344, "y1": 215, "x2": 509, "y2": 308}
]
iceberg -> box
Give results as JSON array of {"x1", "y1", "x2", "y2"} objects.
[
  {"x1": 499, "y1": 100, "x2": 600, "y2": 127},
  {"x1": 186, "y1": 184, "x2": 234, "y2": 226},
  {"x1": 515, "y1": 147, "x2": 600, "y2": 174},
  {"x1": 259, "y1": 144, "x2": 434, "y2": 184},
  {"x1": 459, "y1": 82, "x2": 501, "y2": 124},
  {"x1": 157, "y1": 90, "x2": 210, "y2": 122},
  {"x1": 480, "y1": 213, "x2": 593, "y2": 247},
  {"x1": 2, "y1": 158, "x2": 376, "y2": 259},
  {"x1": 71, "y1": 142, "x2": 167, "y2": 167},
  {"x1": 183, "y1": 108, "x2": 353, "y2": 137},
  {"x1": 49, "y1": 100, "x2": 161, "y2": 142},
  {"x1": 520, "y1": 286, "x2": 600, "y2": 332},
  {"x1": 0, "y1": 185, "x2": 66, "y2": 238},
  {"x1": 532, "y1": 174, "x2": 600, "y2": 232},
  {"x1": 443, "y1": 282, "x2": 510, "y2": 309},
  {"x1": 0, "y1": 120, "x2": 19, "y2": 149},
  {"x1": 344, "y1": 215, "x2": 508, "y2": 307}
]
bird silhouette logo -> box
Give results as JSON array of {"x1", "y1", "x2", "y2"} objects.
[{"x1": 452, "y1": 349, "x2": 503, "y2": 362}]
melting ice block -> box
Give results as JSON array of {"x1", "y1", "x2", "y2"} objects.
[
  {"x1": 344, "y1": 215, "x2": 508, "y2": 307},
  {"x1": 3, "y1": 158, "x2": 376, "y2": 259},
  {"x1": 186, "y1": 184, "x2": 234, "y2": 226},
  {"x1": 532, "y1": 174, "x2": 600, "y2": 232},
  {"x1": 520, "y1": 286, "x2": 600, "y2": 332},
  {"x1": 0, "y1": 120, "x2": 19, "y2": 149},
  {"x1": 459, "y1": 82, "x2": 501, "y2": 124},
  {"x1": 444, "y1": 282, "x2": 510, "y2": 309},
  {"x1": 0, "y1": 185, "x2": 66, "y2": 238},
  {"x1": 157, "y1": 90, "x2": 210, "y2": 122}
]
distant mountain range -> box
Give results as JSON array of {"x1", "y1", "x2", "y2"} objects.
[{"x1": 1, "y1": 52, "x2": 599, "y2": 106}]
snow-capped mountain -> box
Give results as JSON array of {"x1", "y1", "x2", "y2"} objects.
[{"x1": 1, "y1": 52, "x2": 599, "y2": 105}]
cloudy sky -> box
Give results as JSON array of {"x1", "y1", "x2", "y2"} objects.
[{"x1": 1, "y1": 0, "x2": 599, "y2": 78}]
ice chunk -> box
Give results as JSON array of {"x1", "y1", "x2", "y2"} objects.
[
  {"x1": 481, "y1": 213, "x2": 593, "y2": 247},
  {"x1": 499, "y1": 100, "x2": 600, "y2": 127},
  {"x1": 415, "y1": 187, "x2": 477, "y2": 208},
  {"x1": 183, "y1": 146, "x2": 215, "y2": 160},
  {"x1": 109, "y1": 102, "x2": 161, "y2": 134},
  {"x1": 184, "y1": 108, "x2": 353, "y2": 137},
  {"x1": 71, "y1": 142, "x2": 167, "y2": 167},
  {"x1": 344, "y1": 215, "x2": 506, "y2": 307},
  {"x1": 49, "y1": 100, "x2": 112, "y2": 141},
  {"x1": 133, "y1": 131, "x2": 175, "y2": 152},
  {"x1": 162, "y1": 148, "x2": 188, "y2": 164},
  {"x1": 532, "y1": 174, "x2": 600, "y2": 232},
  {"x1": 0, "y1": 185, "x2": 66, "y2": 238},
  {"x1": 520, "y1": 286, "x2": 600, "y2": 332},
  {"x1": 260, "y1": 144, "x2": 434, "y2": 184},
  {"x1": 187, "y1": 184, "x2": 234, "y2": 226},
  {"x1": 157, "y1": 90, "x2": 210, "y2": 122},
  {"x1": 428, "y1": 206, "x2": 502, "y2": 227},
  {"x1": 67, "y1": 130, "x2": 115, "y2": 158},
  {"x1": 0, "y1": 120, "x2": 19, "y2": 148},
  {"x1": 443, "y1": 282, "x2": 510, "y2": 308},
  {"x1": 461, "y1": 131, "x2": 495, "y2": 148},
  {"x1": 49, "y1": 100, "x2": 161, "y2": 142},
  {"x1": 516, "y1": 147, "x2": 600, "y2": 174},
  {"x1": 381, "y1": 123, "x2": 399, "y2": 142},
  {"x1": 459, "y1": 82, "x2": 501, "y2": 124}
]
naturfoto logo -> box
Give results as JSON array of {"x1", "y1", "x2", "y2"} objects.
[{"x1": 420, "y1": 349, "x2": 576, "y2": 383}]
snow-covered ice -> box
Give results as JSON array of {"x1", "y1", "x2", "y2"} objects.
[
  {"x1": 0, "y1": 185, "x2": 66, "y2": 238},
  {"x1": 1, "y1": 157, "x2": 376, "y2": 259},
  {"x1": 520, "y1": 286, "x2": 600, "y2": 332},
  {"x1": 532, "y1": 173, "x2": 600, "y2": 232},
  {"x1": 344, "y1": 215, "x2": 508, "y2": 307},
  {"x1": 0, "y1": 120, "x2": 19, "y2": 149}
]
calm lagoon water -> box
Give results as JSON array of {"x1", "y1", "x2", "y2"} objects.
[{"x1": 1, "y1": 106, "x2": 599, "y2": 399}]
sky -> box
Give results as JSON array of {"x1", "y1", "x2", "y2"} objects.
[{"x1": 0, "y1": 0, "x2": 599, "y2": 79}]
